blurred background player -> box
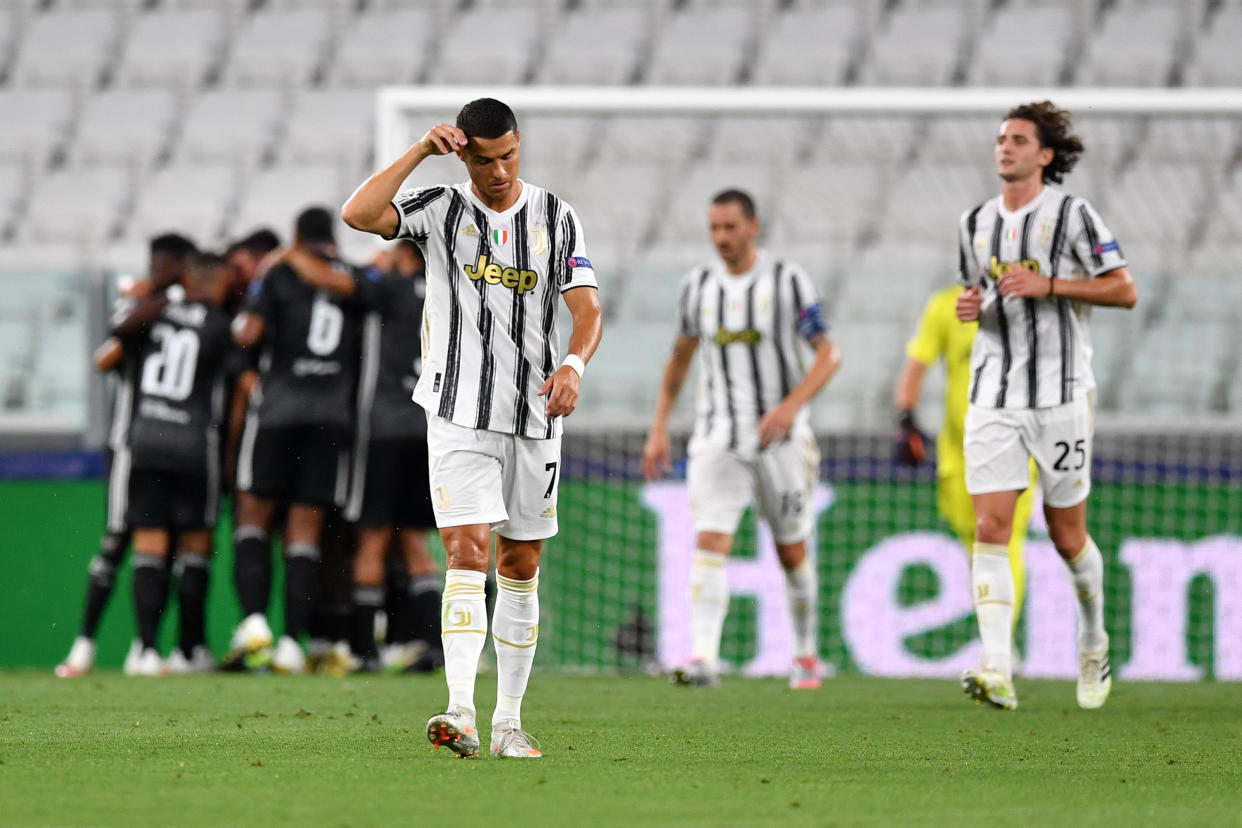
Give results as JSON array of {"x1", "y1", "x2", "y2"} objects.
[
  {"x1": 342, "y1": 97, "x2": 603, "y2": 759},
  {"x1": 956, "y1": 101, "x2": 1137, "y2": 711},
  {"x1": 894, "y1": 285, "x2": 1036, "y2": 620},
  {"x1": 56, "y1": 233, "x2": 197, "y2": 678},
  {"x1": 343, "y1": 239, "x2": 442, "y2": 673},
  {"x1": 109, "y1": 252, "x2": 233, "y2": 674},
  {"x1": 641, "y1": 190, "x2": 841, "y2": 690},
  {"x1": 224, "y1": 229, "x2": 281, "y2": 319},
  {"x1": 229, "y1": 207, "x2": 378, "y2": 673}
]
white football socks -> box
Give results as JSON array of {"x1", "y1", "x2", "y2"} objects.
[
  {"x1": 784, "y1": 556, "x2": 818, "y2": 660},
  {"x1": 1065, "y1": 537, "x2": 1108, "y2": 653},
  {"x1": 491, "y1": 570, "x2": 540, "y2": 729},
  {"x1": 972, "y1": 542, "x2": 1015, "y2": 678},
  {"x1": 689, "y1": 550, "x2": 729, "y2": 669},
  {"x1": 440, "y1": 569, "x2": 487, "y2": 718}
]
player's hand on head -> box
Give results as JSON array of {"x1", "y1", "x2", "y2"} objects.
[
  {"x1": 538, "y1": 365, "x2": 580, "y2": 419},
  {"x1": 956, "y1": 285, "x2": 982, "y2": 322},
  {"x1": 757, "y1": 402, "x2": 796, "y2": 448},
  {"x1": 420, "y1": 124, "x2": 467, "y2": 157},
  {"x1": 997, "y1": 265, "x2": 1047, "y2": 299},
  {"x1": 641, "y1": 429, "x2": 671, "y2": 481}
]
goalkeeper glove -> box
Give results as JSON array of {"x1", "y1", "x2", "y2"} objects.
[{"x1": 894, "y1": 409, "x2": 927, "y2": 466}]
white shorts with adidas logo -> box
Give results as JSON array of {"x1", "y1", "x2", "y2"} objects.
[{"x1": 425, "y1": 414, "x2": 562, "y2": 541}]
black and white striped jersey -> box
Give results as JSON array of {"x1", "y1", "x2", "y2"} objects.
[
  {"x1": 958, "y1": 185, "x2": 1127, "y2": 410},
  {"x1": 388, "y1": 179, "x2": 597, "y2": 439},
  {"x1": 676, "y1": 252, "x2": 827, "y2": 456}
]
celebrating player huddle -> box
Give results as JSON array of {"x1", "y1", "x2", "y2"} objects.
[{"x1": 57, "y1": 96, "x2": 1136, "y2": 761}]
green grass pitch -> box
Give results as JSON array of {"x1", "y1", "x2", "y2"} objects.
[{"x1": 2, "y1": 672, "x2": 1240, "y2": 826}]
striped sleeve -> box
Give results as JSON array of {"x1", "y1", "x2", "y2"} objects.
[
  {"x1": 1069, "y1": 198, "x2": 1127, "y2": 278},
  {"x1": 788, "y1": 264, "x2": 828, "y2": 341},
  {"x1": 388, "y1": 186, "x2": 446, "y2": 242},
  {"x1": 676, "y1": 269, "x2": 700, "y2": 338},
  {"x1": 559, "y1": 205, "x2": 597, "y2": 293},
  {"x1": 957, "y1": 204, "x2": 984, "y2": 286}
]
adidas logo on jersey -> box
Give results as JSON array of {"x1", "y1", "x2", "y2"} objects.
[{"x1": 464, "y1": 254, "x2": 538, "y2": 295}]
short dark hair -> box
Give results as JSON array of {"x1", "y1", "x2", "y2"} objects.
[
  {"x1": 456, "y1": 98, "x2": 518, "y2": 141},
  {"x1": 711, "y1": 189, "x2": 757, "y2": 219},
  {"x1": 234, "y1": 228, "x2": 281, "y2": 258},
  {"x1": 1004, "y1": 100, "x2": 1084, "y2": 184},
  {"x1": 149, "y1": 232, "x2": 197, "y2": 260},
  {"x1": 187, "y1": 250, "x2": 227, "y2": 285},
  {"x1": 294, "y1": 206, "x2": 335, "y2": 245}
]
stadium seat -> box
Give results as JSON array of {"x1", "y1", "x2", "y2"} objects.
[
  {"x1": 7, "y1": 8, "x2": 120, "y2": 88},
  {"x1": 1116, "y1": 319, "x2": 1230, "y2": 415},
  {"x1": 560, "y1": 161, "x2": 666, "y2": 252},
  {"x1": 326, "y1": 8, "x2": 438, "y2": 88},
  {"x1": 833, "y1": 241, "x2": 949, "y2": 331},
  {"x1": 654, "y1": 162, "x2": 777, "y2": 244},
  {"x1": 967, "y1": 5, "x2": 1075, "y2": 86},
  {"x1": 515, "y1": 115, "x2": 601, "y2": 178},
  {"x1": 226, "y1": 164, "x2": 349, "y2": 241},
  {"x1": 537, "y1": 6, "x2": 649, "y2": 85},
  {"x1": 222, "y1": 8, "x2": 336, "y2": 87},
  {"x1": 1136, "y1": 117, "x2": 1241, "y2": 168},
  {"x1": 765, "y1": 161, "x2": 883, "y2": 248},
  {"x1": 856, "y1": 6, "x2": 970, "y2": 86},
  {"x1": 123, "y1": 164, "x2": 241, "y2": 249},
  {"x1": 707, "y1": 116, "x2": 817, "y2": 166},
  {"x1": 750, "y1": 5, "x2": 860, "y2": 86},
  {"x1": 1183, "y1": 8, "x2": 1242, "y2": 86},
  {"x1": 110, "y1": 8, "x2": 227, "y2": 89},
  {"x1": 13, "y1": 166, "x2": 131, "y2": 246},
  {"x1": 596, "y1": 116, "x2": 706, "y2": 166},
  {"x1": 0, "y1": 88, "x2": 75, "y2": 167},
  {"x1": 0, "y1": 163, "x2": 28, "y2": 234},
  {"x1": 645, "y1": 6, "x2": 756, "y2": 85},
  {"x1": 1074, "y1": 4, "x2": 1185, "y2": 87},
  {"x1": 425, "y1": 5, "x2": 551, "y2": 85},
  {"x1": 1102, "y1": 162, "x2": 1206, "y2": 266},
  {"x1": 812, "y1": 319, "x2": 906, "y2": 430},
  {"x1": 279, "y1": 89, "x2": 376, "y2": 167},
  {"x1": 173, "y1": 89, "x2": 289, "y2": 168},
  {"x1": 875, "y1": 162, "x2": 993, "y2": 244},
  {"x1": 814, "y1": 116, "x2": 920, "y2": 164},
  {"x1": 920, "y1": 117, "x2": 1003, "y2": 165},
  {"x1": 68, "y1": 89, "x2": 180, "y2": 169}
]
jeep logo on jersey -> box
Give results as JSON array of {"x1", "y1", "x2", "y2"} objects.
[
  {"x1": 713, "y1": 328, "x2": 762, "y2": 346},
  {"x1": 464, "y1": 254, "x2": 538, "y2": 295},
  {"x1": 987, "y1": 256, "x2": 1041, "y2": 279}
]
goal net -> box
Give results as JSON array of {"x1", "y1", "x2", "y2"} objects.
[{"x1": 378, "y1": 87, "x2": 1242, "y2": 680}]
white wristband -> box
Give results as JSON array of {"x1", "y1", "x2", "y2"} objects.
[{"x1": 561, "y1": 353, "x2": 585, "y2": 378}]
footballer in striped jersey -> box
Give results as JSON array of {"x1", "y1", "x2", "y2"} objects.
[
  {"x1": 956, "y1": 101, "x2": 1137, "y2": 711},
  {"x1": 343, "y1": 98, "x2": 602, "y2": 759},
  {"x1": 642, "y1": 189, "x2": 841, "y2": 690}
]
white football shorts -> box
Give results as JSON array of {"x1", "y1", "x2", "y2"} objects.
[
  {"x1": 964, "y1": 395, "x2": 1093, "y2": 509},
  {"x1": 686, "y1": 425, "x2": 820, "y2": 545},
  {"x1": 425, "y1": 415, "x2": 562, "y2": 541}
]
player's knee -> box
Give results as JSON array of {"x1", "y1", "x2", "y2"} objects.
[
  {"x1": 442, "y1": 529, "x2": 490, "y2": 572},
  {"x1": 497, "y1": 541, "x2": 541, "y2": 581},
  {"x1": 1046, "y1": 521, "x2": 1087, "y2": 559},
  {"x1": 975, "y1": 511, "x2": 1013, "y2": 545}
]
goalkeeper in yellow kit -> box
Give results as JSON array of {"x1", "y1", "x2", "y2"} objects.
[{"x1": 894, "y1": 285, "x2": 1035, "y2": 616}]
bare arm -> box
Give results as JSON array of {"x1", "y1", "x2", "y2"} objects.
[
  {"x1": 997, "y1": 266, "x2": 1137, "y2": 308},
  {"x1": 109, "y1": 294, "x2": 169, "y2": 338},
  {"x1": 538, "y1": 286, "x2": 603, "y2": 419},
  {"x1": 641, "y1": 335, "x2": 699, "y2": 480},
  {"x1": 894, "y1": 356, "x2": 929, "y2": 411},
  {"x1": 341, "y1": 124, "x2": 466, "y2": 238},
  {"x1": 756, "y1": 333, "x2": 841, "y2": 447},
  {"x1": 92, "y1": 337, "x2": 124, "y2": 373},
  {"x1": 283, "y1": 248, "x2": 356, "y2": 297},
  {"x1": 232, "y1": 312, "x2": 264, "y2": 349}
]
